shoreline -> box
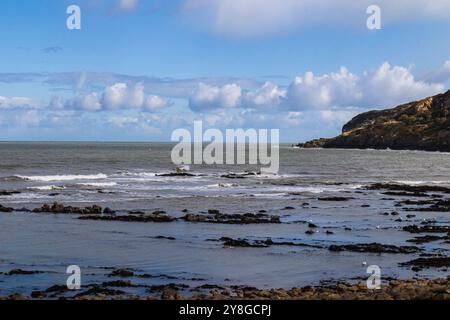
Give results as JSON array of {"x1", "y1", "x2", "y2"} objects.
[{"x1": 1, "y1": 277, "x2": 448, "y2": 300}]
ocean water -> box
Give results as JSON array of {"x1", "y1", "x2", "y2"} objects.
[{"x1": 0, "y1": 142, "x2": 449, "y2": 296}]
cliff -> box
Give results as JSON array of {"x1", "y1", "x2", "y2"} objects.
[{"x1": 297, "y1": 90, "x2": 450, "y2": 152}]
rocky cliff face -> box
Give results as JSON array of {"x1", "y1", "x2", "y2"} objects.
[{"x1": 297, "y1": 90, "x2": 450, "y2": 152}]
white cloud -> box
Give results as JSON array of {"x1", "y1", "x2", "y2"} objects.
[
  {"x1": 189, "y1": 83, "x2": 242, "y2": 111},
  {"x1": 189, "y1": 62, "x2": 444, "y2": 112},
  {"x1": 242, "y1": 81, "x2": 286, "y2": 109},
  {"x1": 181, "y1": 0, "x2": 450, "y2": 37},
  {"x1": 0, "y1": 96, "x2": 40, "y2": 109},
  {"x1": 107, "y1": 116, "x2": 139, "y2": 127},
  {"x1": 118, "y1": 0, "x2": 138, "y2": 11},
  {"x1": 101, "y1": 83, "x2": 128, "y2": 109},
  {"x1": 423, "y1": 60, "x2": 450, "y2": 83},
  {"x1": 361, "y1": 62, "x2": 444, "y2": 107},
  {"x1": 57, "y1": 82, "x2": 170, "y2": 112},
  {"x1": 286, "y1": 67, "x2": 362, "y2": 110},
  {"x1": 144, "y1": 95, "x2": 169, "y2": 111}
]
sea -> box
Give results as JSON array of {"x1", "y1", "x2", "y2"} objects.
[{"x1": 0, "y1": 142, "x2": 449, "y2": 296}]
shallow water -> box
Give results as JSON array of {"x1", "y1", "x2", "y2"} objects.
[{"x1": 0, "y1": 143, "x2": 449, "y2": 297}]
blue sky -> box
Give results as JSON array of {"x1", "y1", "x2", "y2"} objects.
[{"x1": 0, "y1": 0, "x2": 449, "y2": 142}]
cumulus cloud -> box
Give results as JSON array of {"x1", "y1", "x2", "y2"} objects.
[
  {"x1": 181, "y1": 0, "x2": 450, "y2": 37},
  {"x1": 0, "y1": 96, "x2": 40, "y2": 109},
  {"x1": 55, "y1": 82, "x2": 170, "y2": 112},
  {"x1": 286, "y1": 67, "x2": 362, "y2": 110},
  {"x1": 423, "y1": 60, "x2": 450, "y2": 83},
  {"x1": 360, "y1": 62, "x2": 444, "y2": 107},
  {"x1": 189, "y1": 62, "x2": 445, "y2": 112},
  {"x1": 189, "y1": 83, "x2": 242, "y2": 111},
  {"x1": 242, "y1": 82, "x2": 286, "y2": 109}
]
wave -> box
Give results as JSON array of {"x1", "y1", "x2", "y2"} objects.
[
  {"x1": 393, "y1": 180, "x2": 450, "y2": 186},
  {"x1": 76, "y1": 182, "x2": 118, "y2": 187},
  {"x1": 16, "y1": 174, "x2": 108, "y2": 182},
  {"x1": 27, "y1": 185, "x2": 66, "y2": 191}
]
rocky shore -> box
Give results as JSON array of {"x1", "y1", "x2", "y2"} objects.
[
  {"x1": 1, "y1": 180, "x2": 449, "y2": 300},
  {"x1": 297, "y1": 90, "x2": 450, "y2": 152},
  {"x1": 1, "y1": 276, "x2": 448, "y2": 300}
]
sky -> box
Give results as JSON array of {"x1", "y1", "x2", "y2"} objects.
[{"x1": 0, "y1": 0, "x2": 449, "y2": 142}]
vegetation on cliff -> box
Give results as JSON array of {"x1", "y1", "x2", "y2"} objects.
[{"x1": 298, "y1": 90, "x2": 450, "y2": 152}]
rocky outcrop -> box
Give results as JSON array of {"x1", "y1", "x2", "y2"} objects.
[{"x1": 297, "y1": 90, "x2": 450, "y2": 152}]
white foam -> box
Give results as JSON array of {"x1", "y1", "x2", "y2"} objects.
[
  {"x1": 77, "y1": 182, "x2": 118, "y2": 187},
  {"x1": 18, "y1": 174, "x2": 108, "y2": 182},
  {"x1": 394, "y1": 180, "x2": 450, "y2": 185},
  {"x1": 27, "y1": 185, "x2": 66, "y2": 191}
]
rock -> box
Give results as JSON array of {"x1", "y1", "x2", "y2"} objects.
[
  {"x1": 108, "y1": 268, "x2": 135, "y2": 277},
  {"x1": 152, "y1": 235, "x2": 176, "y2": 240},
  {"x1": 6, "y1": 269, "x2": 45, "y2": 276},
  {"x1": 103, "y1": 207, "x2": 115, "y2": 214},
  {"x1": 156, "y1": 172, "x2": 195, "y2": 177},
  {"x1": 182, "y1": 212, "x2": 280, "y2": 224},
  {"x1": 318, "y1": 197, "x2": 352, "y2": 201},
  {"x1": 329, "y1": 243, "x2": 420, "y2": 254},
  {"x1": 79, "y1": 212, "x2": 175, "y2": 223},
  {"x1": 296, "y1": 90, "x2": 450, "y2": 152},
  {"x1": 0, "y1": 204, "x2": 14, "y2": 212},
  {"x1": 0, "y1": 190, "x2": 21, "y2": 196},
  {"x1": 403, "y1": 225, "x2": 449, "y2": 234},
  {"x1": 400, "y1": 257, "x2": 450, "y2": 269},
  {"x1": 31, "y1": 291, "x2": 47, "y2": 299}
]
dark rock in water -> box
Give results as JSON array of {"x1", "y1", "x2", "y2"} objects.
[
  {"x1": 221, "y1": 237, "x2": 263, "y2": 248},
  {"x1": 403, "y1": 225, "x2": 450, "y2": 234},
  {"x1": 74, "y1": 285, "x2": 126, "y2": 297},
  {"x1": 407, "y1": 235, "x2": 449, "y2": 244},
  {"x1": 220, "y1": 171, "x2": 260, "y2": 179},
  {"x1": 103, "y1": 207, "x2": 115, "y2": 214},
  {"x1": 318, "y1": 197, "x2": 352, "y2": 201},
  {"x1": 308, "y1": 223, "x2": 318, "y2": 228},
  {"x1": 405, "y1": 199, "x2": 450, "y2": 212},
  {"x1": 326, "y1": 230, "x2": 334, "y2": 235},
  {"x1": 32, "y1": 202, "x2": 102, "y2": 214},
  {"x1": 218, "y1": 237, "x2": 321, "y2": 249},
  {"x1": 108, "y1": 268, "x2": 135, "y2": 277},
  {"x1": 361, "y1": 204, "x2": 370, "y2": 207},
  {"x1": 6, "y1": 269, "x2": 45, "y2": 276},
  {"x1": 400, "y1": 257, "x2": 450, "y2": 269},
  {"x1": 296, "y1": 90, "x2": 450, "y2": 152},
  {"x1": 181, "y1": 209, "x2": 189, "y2": 213},
  {"x1": 152, "y1": 235, "x2": 176, "y2": 241},
  {"x1": 366, "y1": 183, "x2": 450, "y2": 194},
  {"x1": 0, "y1": 204, "x2": 14, "y2": 212},
  {"x1": 391, "y1": 211, "x2": 399, "y2": 216},
  {"x1": 329, "y1": 243, "x2": 420, "y2": 254},
  {"x1": 282, "y1": 206, "x2": 295, "y2": 210},
  {"x1": 156, "y1": 172, "x2": 195, "y2": 177},
  {"x1": 305, "y1": 230, "x2": 315, "y2": 235},
  {"x1": 79, "y1": 212, "x2": 175, "y2": 223},
  {"x1": 182, "y1": 212, "x2": 280, "y2": 224},
  {"x1": 0, "y1": 190, "x2": 21, "y2": 196},
  {"x1": 208, "y1": 209, "x2": 220, "y2": 214},
  {"x1": 31, "y1": 291, "x2": 47, "y2": 299},
  {"x1": 406, "y1": 214, "x2": 416, "y2": 218}
]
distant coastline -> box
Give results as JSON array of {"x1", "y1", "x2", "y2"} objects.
[{"x1": 297, "y1": 90, "x2": 450, "y2": 152}]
